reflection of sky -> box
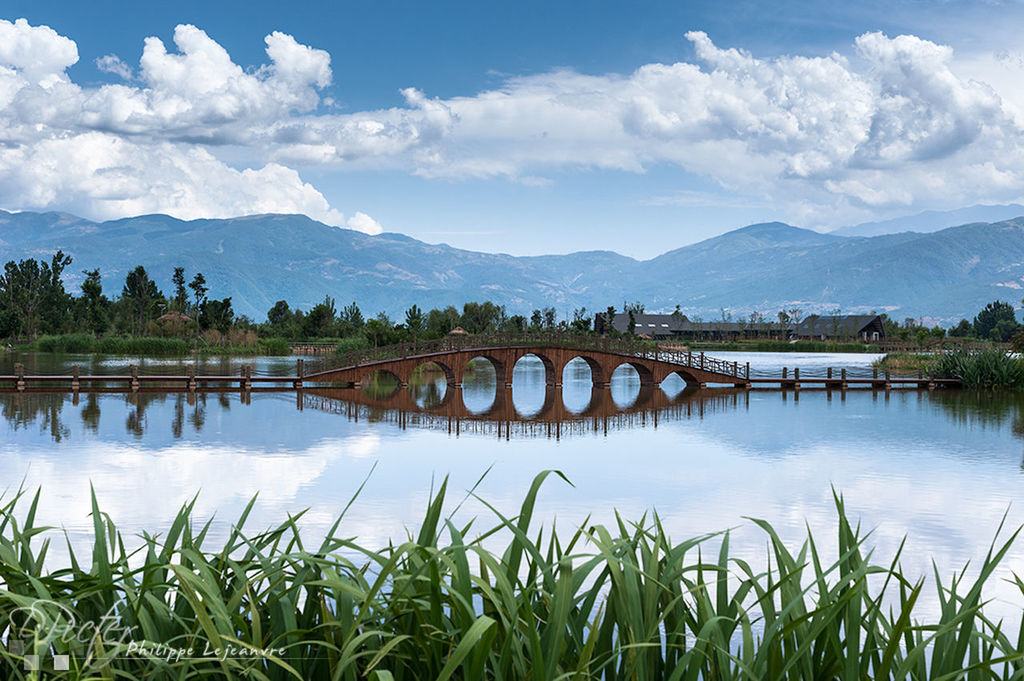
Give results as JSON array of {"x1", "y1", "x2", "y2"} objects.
[{"x1": 3, "y1": 353, "x2": 1024, "y2": 621}]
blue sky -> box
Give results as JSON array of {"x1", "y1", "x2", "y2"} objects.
[{"x1": 3, "y1": 0, "x2": 1024, "y2": 257}]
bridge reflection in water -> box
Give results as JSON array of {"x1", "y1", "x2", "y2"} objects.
[{"x1": 302, "y1": 381, "x2": 756, "y2": 439}]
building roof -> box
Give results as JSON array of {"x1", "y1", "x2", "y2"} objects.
[
  {"x1": 157, "y1": 310, "x2": 192, "y2": 323},
  {"x1": 605, "y1": 313, "x2": 687, "y2": 334},
  {"x1": 603, "y1": 312, "x2": 750, "y2": 334},
  {"x1": 792, "y1": 314, "x2": 882, "y2": 336}
]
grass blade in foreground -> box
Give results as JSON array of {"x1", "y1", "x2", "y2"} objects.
[{"x1": 0, "y1": 473, "x2": 1020, "y2": 679}]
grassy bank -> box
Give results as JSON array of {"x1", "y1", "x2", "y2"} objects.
[
  {"x1": 876, "y1": 348, "x2": 1024, "y2": 388},
  {"x1": 0, "y1": 474, "x2": 1022, "y2": 679},
  {"x1": 872, "y1": 352, "x2": 940, "y2": 374},
  {"x1": 27, "y1": 334, "x2": 292, "y2": 356}
]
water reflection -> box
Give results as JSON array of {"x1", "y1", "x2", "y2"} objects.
[
  {"x1": 0, "y1": 390, "x2": 238, "y2": 441},
  {"x1": 304, "y1": 384, "x2": 750, "y2": 439},
  {"x1": 3, "y1": 392, "x2": 69, "y2": 442},
  {"x1": 8, "y1": 363, "x2": 1024, "y2": 447}
]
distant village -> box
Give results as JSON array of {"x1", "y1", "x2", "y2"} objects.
[{"x1": 595, "y1": 312, "x2": 885, "y2": 342}]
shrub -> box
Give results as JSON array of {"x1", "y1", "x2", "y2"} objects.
[
  {"x1": 257, "y1": 337, "x2": 291, "y2": 355},
  {"x1": 31, "y1": 333, "x2": 94, "y2": 353},
  {"x1": 334, "y1": 335, "x2": 369, "y2": 353},
  {"x1": 93, "y1": 336, "x2": 190, "y2": 356},
  {"x1": 935, "y1": 347, "x2": 1024, "y2": 388}
]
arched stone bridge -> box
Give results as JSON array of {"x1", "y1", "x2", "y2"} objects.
[{"x1": 303, "y1": 334, "x2": 750, "y2": 389}]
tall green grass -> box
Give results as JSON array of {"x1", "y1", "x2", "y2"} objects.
[
  {"x1": 27, "y1": 335, "x2": 294, "y2": 356},
  {"x1": 30, "y1": 334, "x2": 95, "y2": 353},
  {"x1": 935, "y1": 348, "x2": 1024, "y2": 388},
  {"x1": 0, "y1": 474, "x2": 1022, "y2": 679}
]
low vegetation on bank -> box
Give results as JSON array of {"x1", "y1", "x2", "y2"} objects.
[
  {"x1": 27, "y1": 333, "x2": 293, "y2": 356},
  {"x1": 875, "y1": 347, "x2": 1024, "y2": 389},
  {"x1": 0, "y1": 474, "x2": 1022, "y2": 679}
]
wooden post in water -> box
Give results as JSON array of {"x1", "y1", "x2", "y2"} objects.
[
  {"x1": 242, "y1": 364, "x2": 252, "y2": 391},
  {"x1": 793, "y1": 367, "x2": 800, "y2": 391},
  {"x1": 700, "y1": 352, "x2": 705, "y2": 370},
  {"x1": 841, "y1": 368, "x2": 847, "y2": 389},
  {"x1": 14, "y1": 362, "x2": 24, "y2": 392},
  {"x1": 187, "y1": 364, "x2": 196, "y2": 392},
  {"x1": 130, "y1": 364, "x2": 139, "y2": 392},
  {"x1": 72, "y1": 364, "x2": 80, "y2": 391},
  {"x1": 885, "y1": 370, "x2": 891, "y2": 391},
  {"x1": 295, "y1": 359, "x2": 304, "y2": 390},
  {"x1": 745, "y1": 362, "x2": 750, "y2": 379}
]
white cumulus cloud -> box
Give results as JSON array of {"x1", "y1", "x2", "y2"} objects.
[
  {"x1": 0, "y1": 18, "x2": 381, "y2": 230},
  {"x1": 2, "y1": 15, "x2": 1024, "y2": 229}
]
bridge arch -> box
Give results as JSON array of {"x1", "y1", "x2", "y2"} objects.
[
  {"x1": 360, "y1": 368, "x2": 403, "y2": 399},
  {"x1": 512, "y1": 352, "x2": 558, "y2": 386},
  {"x1": 613, "y1": 361, "x2": 656, "y2": 386},
  {"x1": 563, "y1": 354, "x2": 606, "y2": 387},
  {"x1": 463, "y1": 354, "x2": 508, "y2": 384},
  {"x1": 665, "y1": 368, "x2": 699, "y2": 389},
  {"x1": 413, "y1": 359, "x2": 458, "y2": 387}
]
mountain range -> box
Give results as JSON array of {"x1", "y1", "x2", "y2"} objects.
[{"x1": 2, "y1": 207, "x2": 1024, "y2": 324}]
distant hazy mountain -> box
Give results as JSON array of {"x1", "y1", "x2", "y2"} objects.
[
  {"x1": 3, "y1": 210, "x2": 1024, "y2": 323},
  {"x1": 833, "y1": 204, "x2": 1024, "y2": 237}
]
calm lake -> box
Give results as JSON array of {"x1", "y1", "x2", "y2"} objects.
[{"x1": 3, "y1": 350, "x2": 1024, "y2": 615}]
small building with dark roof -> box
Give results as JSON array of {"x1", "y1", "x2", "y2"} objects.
[{"x1": 791, "y1": 314, "x2": 885, "y2": 341}]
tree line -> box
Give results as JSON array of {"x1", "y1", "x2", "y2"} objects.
[
  {"x1": 0, "y1": 252, "x2": 598, "y2": 347},
  {"x1": 0, "y1": 251, "x2": 234, "y2": 341},
  {"x1": 6, "y1": 250, "x2": 1023, "y2": 348}
]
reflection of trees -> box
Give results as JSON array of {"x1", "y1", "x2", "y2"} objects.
[
  {"x1": 189, "y1": 393, "x2": 207, "y2": 433},
  {"x1": 172, "y1": 394, "x2": 184, "y2": 438},
  {"x1": 81, "y1": 394, "x2": 101, "y2": 433},
  {"x1": 928, "y1": 391, "x2": 1024, "y2": 438},
  {"x1": 2, "y1": 394, "x2": 69, "y2": 443},
  {"x1": 124, "y1": 394, "x2": 170, "y2": 439}
]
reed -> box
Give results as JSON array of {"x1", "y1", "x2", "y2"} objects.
[
  {"x1": 935, "y1": 348, "x2": 1024, "y2": 388},
  {"x1": 0, "y1": 474, "x2": 1022, "y2": 679}
]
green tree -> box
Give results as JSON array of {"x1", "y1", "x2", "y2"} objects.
[
  {"x1": 571, "y1": 307, "x2": 591, "y2": 333},
  {"x1": 949, "y1": 319, "x2": 973, "y2": 337},
  {"x1": 542, "y1": 307, "x2": 557, "y2": 329},
  {"x1": 426, "y1": 306, "x2": 460, "y2": 337},
  {"x1": 461, "y1": 301, "x2": 502, "y2": 334},
  {"x1": 121, "y1": 266, "x2": 163, "y2": 335},
  {"x1": 187, "y1": 272, "x2": 208, "y2": 343},
  {"x1": 303, "y1": 296, "x2": 337, "y2": 337},
  {"x1": 267, "y1": 300, "x2": 292, "y2": 327},
  {"x1": 339, "y1": 301, "x2": 364, "y2": 336},
  {"x1": 0, "y1": 251, "x2": 72, "y2": 338},
  {"x1": 188, "y1": 273, "x2": 208, "y2": 315},
  {"x1": 80, "y1": 268, "x2": 108, "y2": 335},
  {"x1": 529, "y1": 309, "x2": 543, "y2": 331},
  {"x1": 200, "y1": 297, "x2": 235, "y2": 333},
  {"x1": 504, "y1": 314, "x2": 527, "y2": 333},
  {"x1": 171, "y1": 267, "x2": 188, "y2": 311},
  {"x1": 404, "y1": 304, "x2": 424, "y2": 341},
  {"x1": 973, "y1": 301, "x2": 1016, "y2": 340}
]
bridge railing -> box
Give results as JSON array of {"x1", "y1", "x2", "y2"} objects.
[{"x1": 303, "y1": 334, "x2": 744, "y2": 378}]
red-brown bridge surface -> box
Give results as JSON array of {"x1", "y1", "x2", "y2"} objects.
[{"x1": 303, "y1": 334, "x2": 749, "y2": 389}]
